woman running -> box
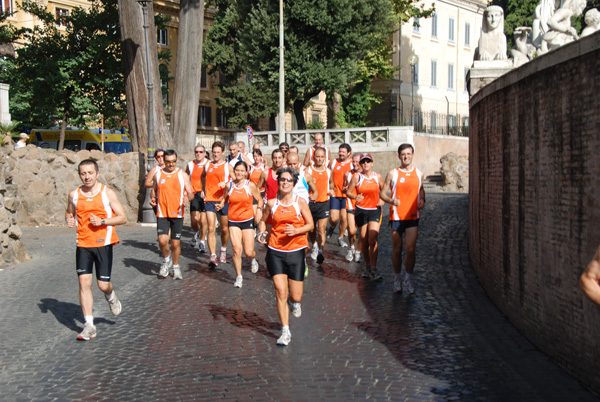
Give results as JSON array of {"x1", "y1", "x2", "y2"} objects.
[
  {"x1": 218, "y1": 161, "x2": 263, "y2": 288},
  {"x1": 257, "y1": 167, "x2": 314, "y2": 346},
  {"x1": 249, "y1": 148, "x2": 266, "y2": 225},
  {"x1": 345, "y1": 153, "x2": 384, "y2": 280}
]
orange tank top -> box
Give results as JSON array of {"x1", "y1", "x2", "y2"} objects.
[
  {"x1": 309, "y1": 146, "x2": 331, "y2": 166},
  {"x1": 204, "y1": 161, "x2": 230, "y2": 202},
  {"x1": 73, "y1": 184, "x2": 119, "y2": 247},
  {"x1": 330, "y1": 158, "x2": 352, "y2": 197},
  {"x1": 156, "y1": 168, "x2": 185, "y2": 218},
  {"x1": 308, "y1": 165, "x2": 330, "y2": 203},
  {"x1": 227, "y1": 180, "x2": 255, "y2": 222},
  {"x1": 345, "y1": 169, "x2": 358, "y2": 209},
  {"x1": 188, "y1": 159, "x2": 208, "y2": 193},
  {"x1": 356, "y1": 173, "x2": 380, "y2": 210},
  {"x1": 249, "y1": 164, "x2": 265, "y2": 192},
  {"x1": 390, "y1": 167, "x2": 423, "y2": 221},
  {"x1": 268, "y1": 195, "x2": 308, "y2": 252}
]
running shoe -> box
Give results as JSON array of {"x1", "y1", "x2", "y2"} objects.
[
  {"x1": 209, "y1": 255, "x2": 218, "y2": 269},
  {"x1": 316, "y1": 252, "x2": 325, "y2": 265},
  {"x1": 403, "y1": 277, "x2": 415, "y2": 294},
  {"x1": 251, "y1": 259, "x2": 259, "y2": 273},
  {"x1": 371, "y1": 267, "x2": 383, "y2": 281},
  {"x1": 105, "y1": 292, "x2": 122, "y2": 316},
  {"x1": 345, "y1": 248, "x2": 354, "y2": 262},
  {"x1": 234, "y1": 276, "x2": 243, "y2": 288},
  {"x1": 362, "y1": 266, "x2": 372, "y2": 278},
  {"x1": 159, "y1": 259, "x2": 172, "y2": 278},
  {"x1": 277, "y1": 330, "x2": 291, "y2": 346},
  {"x1": 354, "y1": 250, "x2": 362, "y2": 263},
  {"x1": 219, "y1": 249, "x2": 227, "y2": 263},
  {"x1": 394, "y1": 276, "x2": 403, "y2": 293},
  {"x1": 337, "y1": 237, "x2": 349, "y2": 248},
  {"x1": 77, "y1": 323, "x2": 97, "y2": 341},
  {"x1": 190, "y1": 233, "x2": 198, "y2": 248},
  {"x1": 198, "y1": 241, "x2": 207, "y2": 254},
  {"x1": 326, "y1": 226, "x2": 335, "y2": 239},
  {"x1": 173, "y1": 266, "x2": 183, "y2": 280},
  {"x1": 310, "y1": 245, "x2": 318, "y2": 261},
  {"x1": 291, "y1": 303, "x2": 302, "y2": 318},
  {"x1": 215, "y1": 219, "x2": 220, "y2": 229}
]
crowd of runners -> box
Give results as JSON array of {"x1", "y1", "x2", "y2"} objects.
[{"x1": 66, "y1": 135, "x2": 426, "y2": 345}]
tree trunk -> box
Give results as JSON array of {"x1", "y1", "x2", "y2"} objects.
[
  {"x1": 118, "y1": 0, "x2": 171, "y2": 153},
  {"x1": 58, "y1": 113, "x2": 67, "y2": 151},
  {"x1": 293, "y1": 99, "x2": 306, "y2": 130},
  {"x1": 170, "y1": 0, "x2": 204, "y2": 151},
  {"x1": 332, "y1": 92, "x2": 341, "y2": 128}
]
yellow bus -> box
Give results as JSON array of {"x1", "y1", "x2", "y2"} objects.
[{"x1": 28, "y1": 129, "x2": 131, "y2": 154}]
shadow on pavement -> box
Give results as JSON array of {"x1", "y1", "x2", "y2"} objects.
[
  {"x1": 208, "y1": 304, "x2": 279, "y2": 339},
  {"x1": 38, "y1": 298, "x2": 115, "y2": 333},
  {"x1": 122, "y1": 257, "x2": 156, "y2": 276}
]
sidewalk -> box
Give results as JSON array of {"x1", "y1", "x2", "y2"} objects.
[{"x1": 0, "y1": 193, "x2": 596, "y2": 401}]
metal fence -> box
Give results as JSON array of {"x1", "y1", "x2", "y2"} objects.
[{"x1": 412, "y1": 111, "x2": 469, "y2": 137}]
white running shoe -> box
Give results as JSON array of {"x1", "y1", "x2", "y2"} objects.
[
  {"x1": 234, "y1": 276, "x2": 243, "y2": 288},
  {"x1": 345, "y1": 248, "x2": 354, "y2": 262},
  {"x1": 277, "y1": 330, "x2": 291, "y2": 346},
  {"x1": 338, "y1": 237, "x2": 349, "y2": 248},
  {"x1": 159, "y1": 259, "x2": 172, "y2": 277},
  {"x1": 251, "y1": 259, "x2": 259, "y2": 273},
  {"x1": 354, "y1": 250, "x2": 361, "y2": 263},
  {"x1": 77, "y1": 323, "x2": 97, "y2": 341},
  {"x1": 198, "y1": 240, "x2": 207, "y2": 254},
  {"x1": 105, "y1": 292, "x2": 122, "y2": 316},
  {"x1": 291, "y1": 303, "x2": 302, "y2": 318},
  {"x1": 394, "y1": 277, "x2": 402, "y2": 293},
  {"x1": 310, "y1": 245, "x2": 318, "y2": 261},
  {"x1": 173, "y1": 266, "x2": 183, "y2": 280},
  {"x1": 403, "y1": 278, "x2": 415, "y2": 294},
  {"x1": 219, "y1": 249, "x2": 227, "y2": 263}
]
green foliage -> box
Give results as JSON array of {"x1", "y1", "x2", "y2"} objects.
[
  {"x1": 9, "y1": 0, "x2": 125, "y2": 132},
  {"x1": 390, "y1": 0, "x2": 435, "y2": 23},
  {"x1": 306, "y1": 120, "x2": 324, "y2": 130}
]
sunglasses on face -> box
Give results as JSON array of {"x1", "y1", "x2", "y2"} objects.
[
  {"x1": 195, "y1": 151, "x2": 205, "y2": 154},
  {"x1": 278, "y1": 177, "x2": 293, "y2": 183},
  {"x1": 165, "y1": 160, "x2": 177, "y2": 165},
  {"x1": 360, "y1": 160, "x2": 372, "y2": 164}
]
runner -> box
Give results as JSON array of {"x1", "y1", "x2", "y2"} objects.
[
  {"x1": 66, "y1": 159, "x2": 127, "y2": 341},
  {"x1": 257, "y1": 149, "x2": 285, "y2": 202},
  {"x1": 379, "y1": 144, "x2": 425, "y2": 294},
  {"x1": 344, "y1": 153, "x2": 362, "y2": 262},
  {"x1": 307, "y1": 147, "x2": 334, "y2": 265},
  {"x1": 248, "y1": 148, "x2": 266, "y2": 226},
  {"x1": 303, "y1": 132, "x2": 332, "y2": 167},
  {"x1": 201, "y1": 141, "x2": 235, "y2": 268},
  {"x1": 149, "y1": 150, "x2": 194, "y2": 280},
  {"x1": 145, "y1": 148, "x2": 166, "y2": 215},
  {"x1": 326, "y1": 143, "x2": 353, "y2": 247},
  {"x1": 238, "y1": 141, "x2": 254, "y2": 164},
  {"x1": 257, "y1": 167, "x2": 314, "y2": 346},
  {"x1": 345, "y1": 153, "x2": 384, "y2": 280},
  {"x1": 186, "y1": 145, "x2": 209, "y2": 253},
  {"x1": 218, "y1": 161, "x2": 263, "y2": 288},
  {"x1": 227, "y1": 142, "x2": 252, "y2": 166}
]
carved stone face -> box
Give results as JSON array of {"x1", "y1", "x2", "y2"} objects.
[{"x1": 486, "y1": 10, "x2": 503, "y2": 30}]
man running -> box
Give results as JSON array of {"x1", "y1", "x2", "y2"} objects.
[
  {"x1": 307, "y1": 147, "x2": 334, "y2": 264},
  {"x1": 326, "y1": 143, "x2": 353, "y2": 247},
  {"x1": 257, "y1": 148, "x2": 286, "y2": 202},
  {"x1": 344, "y1": 153, "x2": 362, "y2": 262},
  {"x1": 379, "y1": 144, "x2": 425, "y2": 294},
  {"x1": 287, "y1": 152, "x2": 318, "y2": 204},
  {"x1": 202, "y1": 141, "x2": 235, "y2": 268},
  {"x1": 149, "y1": 149, "x2": 194, "y2": 280},
  {"x1": 227, "y1": 142, "x2": 252, "y2": 166},
  {"x1": 186, "y1": 145, "x2": 209, "y2": 253},
  {"x1": 66, "y1": 159, "x2": 127, "y2": 341},
  {"x1": 303, "y1": 133, "x2": 332, "y2": 167}
]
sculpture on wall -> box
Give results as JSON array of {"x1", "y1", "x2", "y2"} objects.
[
  {"x1": 540, "y1": 0, "x2": 587, "y2": 53},
  {"x1": 475, "y1": 5, "x2": 507, "y2": 61},
  {"x1": 581, "y1": 8, "x2": 600, "y2": 37},
  {"x1": 511, "y1": 27, "x2": 537, "y2": 67},
  {"x1": 532, "y1": 0, "x2": 561, "y2": 48}
]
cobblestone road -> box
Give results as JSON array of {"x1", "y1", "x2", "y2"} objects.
[{"x1": 0, "y1": 193, "x2": 597, "y2": 401}]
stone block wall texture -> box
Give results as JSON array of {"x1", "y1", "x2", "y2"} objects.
[{"x1": 469, "y1": 32, "x2": 600, "y2": 394}]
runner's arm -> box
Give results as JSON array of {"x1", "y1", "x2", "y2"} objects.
[
  {"x1": 103, "y1": 188, "x2": 128, "y2": 226},
  {"x1": 306, "y1": 173, "x2": 318, "y2": 201},
  {"x1": 144, "y1": 166, "x2": 159, "y2": 188},
  {"x1": 379, "y1": 170, "x2": 398, "y2": 205},
  {"x1": 65, "y1": 190, "x2": 76, "y2": 228},
  {"x1": 249, "y1": 182, "x2": 264, "y2": 210}
]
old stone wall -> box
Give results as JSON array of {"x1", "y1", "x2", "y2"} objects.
[{"x1": 469, "y1": 32, "x2": 600, "y2": 394}]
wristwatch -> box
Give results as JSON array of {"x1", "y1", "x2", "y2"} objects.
[{"x1": 101, "y1": 219, "x2": 106, "y2": 226}]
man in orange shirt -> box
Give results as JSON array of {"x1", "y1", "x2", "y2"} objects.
[
  {"x1": 379, "y1": 144, "x2": 425, "y2": 294},
  {"x1": 326, "y1": 143, "x2": 353, "y2": 247},
  {"x1": 307, "y1": 147, "x2": 335, "y2": 264},
  {"x1": 147, "y1": 149, "x2": 194, "y2": 280},
  {"x1": 303, "y1": 133, "x2": 332, "y2": 167},
  {"x1": 186, "y1": 145, "x2": 209, "y2": 252},
  {"x1": 66, "y1": 159, "x2": 128, "y2": 341}
]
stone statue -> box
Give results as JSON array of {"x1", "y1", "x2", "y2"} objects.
[
  {"x1": 476, "y1": 5, "x2": 507, "y2": 61},
  {"x1": 541, "y1": 0, "x2": 587, "y2": 53},
  {"x1": 581, "y1": 8, "x2": 600, "y2": 37},
  {"x1": 532, "y1": 0, "x2": 561, "y2": 48},
  {"x1": 511, "y1": 27, "x2": 537, "y2": 67}
]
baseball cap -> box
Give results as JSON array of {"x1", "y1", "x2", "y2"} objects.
[
  {"x1": 20, "y1": 133, "x2": 29, "y2": 139},
  {"x1": 359, "y1": 153, "x2": 373, "y2": 162}
]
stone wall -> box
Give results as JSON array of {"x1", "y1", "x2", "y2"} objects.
[{"x1": 469, "y1": 32, "x2": 600, "y2": 394}]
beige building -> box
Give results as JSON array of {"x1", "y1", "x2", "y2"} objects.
[{"x1": 369, "y1": 0, "x2": 486, "y2": 134}]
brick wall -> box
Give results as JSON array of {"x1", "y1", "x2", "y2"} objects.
[{"x1": 469, "y1": 32, "x2": 600, "y2": 395}]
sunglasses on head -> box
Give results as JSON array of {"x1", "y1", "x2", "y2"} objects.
[{"x1": 278, "y1": 177, "x2": 293, "y2": 183}]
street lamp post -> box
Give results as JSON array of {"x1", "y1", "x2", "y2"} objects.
[
  {"x1": 407, "y1": 54, "x2": 418, "y2": 129},
  {"x1": 138, "y1": 0, "x2": 156, "y2": 223},
  {"x1": 278, "y1": 0, "x2": 285, "y2": 144}
]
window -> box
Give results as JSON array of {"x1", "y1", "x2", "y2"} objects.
[
  {"x1": 430, "y1": 60, "x2": 437, "y2": 88},
  {"x1": 216, "y1": 108, "x2": 228, "y2": 128},
  {"x1": 465, "y1": 23, "x2": 471, "y2": 46},
  {"x1": 448, "y1": 18, "x2": 455, "y2": 43},
  {"x1": 312, "y1": 113, "x2": 320, "y2": 124},
  {"x1": 56, "y1": 8, "x2": 69, "y2": 28},
  {"x1": 448, "y1": 63, "x2": 454, "y2": 90},
  {"x1": 413, "y1": 17, "x2": 420, "y2": 34},
  {"x1": 430, "y1": 111, "x2": 437, "y2": 131},
  {"x1": 2, "y1": 0, "x2": 12, "y2": 13},
  {"x1": 159, "y1": 64, "x2": 169, "y2": 108},
  {"x1": 198, "y1": 106, "x2": 211, "y2": 126},
  {"x1": 201, "y1": 65, "x2": 207, "y2": 88},
  {"x1": 157, "y1": 29, "x2": 168, "y2": 46},
  {"x1": 431, "y1": 14, "x2": 438, "y2": 38},
  {"x1": 464, "y1": 67, "x2": 469, "y2": 92},
  {"x1": 412, "y1": 61, "x2": 419, "y2": 84}
]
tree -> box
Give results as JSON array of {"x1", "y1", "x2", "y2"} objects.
[
  {"x1": 205, "y1": 0, "x2": 398, "y2": 130},
  {"x1": 170, "y1": 0, "x2": 205, "y2": 150},
  {"x1": 10, "y1": 0, "x2": 126, "y2": 149}
]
